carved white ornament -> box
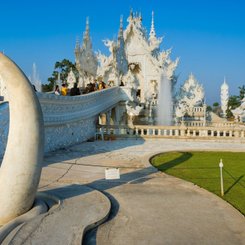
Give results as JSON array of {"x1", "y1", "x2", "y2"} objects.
[
  {"x1": 67, "y1": 69, "x2": 76, "y2": 89},
  {"x1": 175, "y1": 73, "x2": 205, "y2": 118},
  {"x1": 220, "y1": 79, "x2": 229, "y2": 118}
]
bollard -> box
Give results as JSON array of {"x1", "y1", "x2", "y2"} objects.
[{"x1": 219, "y1": 159, "x2": 224, "y2": 196}]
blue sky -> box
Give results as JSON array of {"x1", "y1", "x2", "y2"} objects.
[{"x1": 1, "y1": 0, "x2": 244, "y2": 104}]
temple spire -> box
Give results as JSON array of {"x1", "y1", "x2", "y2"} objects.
[
  {"x1": 85, "y1": 17, "x2": 90, "y2": 37},
  {"x1": 82, "y1": 17, "x2": 92, "y2": 49},
  {"x1": 149, "y1": 11, "x2": 156, "y2": 38},
  {"x1": 223, "y1": 76, "x2": 227, "y2": 84},
  {"x1": 118, "y1": 15, "x2": 124, "y2": 38}
]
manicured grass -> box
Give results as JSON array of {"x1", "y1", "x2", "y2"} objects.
[{"x1": 150, "y1": 151, "x2": 245, "y2": 215}]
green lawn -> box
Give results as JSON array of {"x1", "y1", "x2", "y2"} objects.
[{"x1": 150, "y1": 151, "x2": 245, "y2": 215}]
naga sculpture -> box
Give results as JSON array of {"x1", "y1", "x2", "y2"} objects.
[{"x1": 0, "y1": 53, "x2": 44, "y2": 224}]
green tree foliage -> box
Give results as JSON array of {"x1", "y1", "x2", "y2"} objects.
[
  {"x1": 212, "y1": 102, "x2": 219, "y2": 107},
  {"x1": 206, "y1": 105, "x2": 212, "y2": 112},
  {"x1": 212, "y1": 102, "x2": 221, "y2": 114},
  {"x1": 238, "y1": 85, "x2": 245, "y2": 100},
  {"x1": 226, "y1": 95, "x2": 241, "y2": 119},
  {"x1": 42, "y1": 59, "x2": 79, "y2": 92},
  {"x1": 226, "y1": 85, "x2": 245, "y2": 119}
]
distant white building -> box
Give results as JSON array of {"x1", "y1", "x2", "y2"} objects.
[{"x1": 220, "y1": 77, "x2": 229, "y2": 118}]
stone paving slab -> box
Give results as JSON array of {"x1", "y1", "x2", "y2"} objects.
[{"x1": 8, "y1": 184, "x2": 111, "y2": 245}]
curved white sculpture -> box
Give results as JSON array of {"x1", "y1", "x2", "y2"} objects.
[{"x1": 0, "y1": 53, "x2": 44, "y2": 224}]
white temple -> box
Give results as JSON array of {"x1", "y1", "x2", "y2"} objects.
[
  {"x1": 220, "y1": 78, "x2": 229, "y2": 118},
  {"x1": 75, "y1": 11, "x2": 179, "y2": 125}
]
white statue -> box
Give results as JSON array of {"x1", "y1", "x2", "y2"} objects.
[
  {"x1": 67, "y1": 68, "x2": 76, "y2": 89},
  {"x1": 220, "y1": 78, "x2": 229, "y2": 118},
  {"x1": 0, "y1": 53, "x2": 44, "y2": 224},
  {"x1": 175, "y1": 73, "x2": 205, "y2": 119}
]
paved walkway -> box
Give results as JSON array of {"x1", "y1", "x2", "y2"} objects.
[{"x1": 9, "y1": 139, "x2": 245, "y2": 244}]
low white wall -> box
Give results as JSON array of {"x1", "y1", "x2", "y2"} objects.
[{"x1": 0, "y1": 87, "x2": 124, "y2": 159}]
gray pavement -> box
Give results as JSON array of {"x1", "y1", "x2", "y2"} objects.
[{"x1": 9, "y1": 139, "x2": 245, "y2": 244}]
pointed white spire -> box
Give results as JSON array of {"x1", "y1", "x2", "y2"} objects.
[
  {"x1": 118, "y1": 15, "x2": 124, "y2": 38},
  {"x1": 222, "y1": 76, "x2": 228, "y2": 89},
  {"x1": 223, "y1": 76, "x2": 227, "y2": 85},
  {"x1": 85, "y1": 17, "x2": 90, "y2": 37},
  {"x1": 149, "y1": 11, "x2": 156, "y2": 38}
]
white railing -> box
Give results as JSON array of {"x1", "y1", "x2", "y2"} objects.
[
  {"x1": 99, "y1": 124, "x2": 245, "y2": 141},
  {"x1": 176, "y1": 121, "x2": 243, "y2": 128}
]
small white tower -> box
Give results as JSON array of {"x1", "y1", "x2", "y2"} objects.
[{"x1": 220, "y1": 77, "x2": 229, "y2": 118}]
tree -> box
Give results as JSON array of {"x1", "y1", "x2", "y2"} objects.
[
  {"x1": 212, "y1": 102, "x2": 219, "y2": 107},
  {"x1": 226, "y1": 95, "x2": 240, "y2": 119},
  {"x1": 212, "y1": 102, "x2": 220, "y2": 114},
  {"x1": 238, "y1": 85, "x2": 245, "y2": 100},
  {"x1": 42, "y1": 59, "x2": 79, "y2": 92},
  {"x1": 206, "y1": 105, "x2": 212, "y2": 112}
]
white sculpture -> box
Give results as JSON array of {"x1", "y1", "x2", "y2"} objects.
[
  {"x1": 175, "y1": 73, "x2": 205, "y2": 119},
  {"x1": 0, "y1": 53, "x2": 44, "y2": 224},
  {"x1": 220, "y1": 78, "x2": 229, "y2": 118},
  {"x1": 67, "y1": 68, "x2": 76, "y2": 89}
]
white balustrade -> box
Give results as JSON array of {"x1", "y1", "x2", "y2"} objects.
[{"x1": 98, "y1": 124, "x2": 245, "y2": 143}]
